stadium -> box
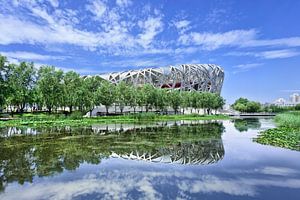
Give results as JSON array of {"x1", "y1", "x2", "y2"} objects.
[{"x1": 98, "y1": 64, "x2": 224, "y2": 93}]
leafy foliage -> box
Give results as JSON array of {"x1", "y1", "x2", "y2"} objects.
[
  {"x1": 256, "y1": 111, "x2": 300, "y2": 151},
  {"x1": 232, "y1": 97, "x2": 261, "y2": 113}
]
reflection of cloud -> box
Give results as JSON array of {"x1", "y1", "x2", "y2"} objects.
[
  {"x1": 1, "y1": 172, "x2": 161, "y2": 200},
  {"x1": 2, "y1": 169, "x2": 300, "y2": 200},
  {"x1": 178, "y1": 175, "x2": 256, "y2": 196},
  {"x1": 257, "y1": 167, "x2": 299, "y2": 176}
]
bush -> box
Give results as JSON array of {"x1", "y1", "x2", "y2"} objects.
[
  {"x1": 295, "y1": 104, "x2": 300, "y2": 111},
  {"x1": 134, "y1": 112, "x2": 157, "y2": 121},
  {"x1": 69, "y1": 111, "x2": 83, "y2": 120},
  {"x1": 231, "y1": 98, "x2": 261, "y2": 113}
]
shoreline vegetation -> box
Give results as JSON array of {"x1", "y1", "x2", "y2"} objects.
[
  {"x1": 256, "y1": 111, "x2": 300, "y2": 151},
  {"x1": 0, "y1": 113, "x2": 230, "y2": 128}
]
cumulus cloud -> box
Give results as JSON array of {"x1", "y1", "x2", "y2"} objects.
[{"x1": 138, "y1": 17, "x2": 164, "y2": 48}]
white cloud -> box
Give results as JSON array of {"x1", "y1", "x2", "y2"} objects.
[
  {"x1": 232, "y1": 63, "x2": 263, "y2": 74},
  {"x1": 138, "y1": 17, "x2": 164, "y2": 48},
  {"x1": 179, "y1": 29, "x2": 300, "y2": 51},
  {"x1": 116, "y1": 0, "x2": 132, "y2": 8},
  {"x1": 0, "y1": 51, "x2": 65, "y2": 61},
  {"x1": 47, "y1": 0, "x2": 59, "y2": 8},
  {"x1": 179, "y1": 29, "x2": 258, "y2": 50},
  {"x1": 227, "y1": 49, "x2": 300, "y2": 59},
  {"x1": 86, "y1": 0, "x2": 107, "y2": 19},
  {"x1": 259, "y1": 49, "x2": 300, "y2": 59},
  {"x1": 174, "y1": 20, "x2": 190, "y2": 30}
]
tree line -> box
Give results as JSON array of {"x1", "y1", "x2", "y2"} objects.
[
  {"x1": 231, "y1": 97, "x2": 300, "y2": 113},
  {"x1": 0, "y1": 55, "x2": 225, "y2": 115}
]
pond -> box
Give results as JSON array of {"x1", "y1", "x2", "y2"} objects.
[{"x1": 0, "y1": 118, "x2": 299, "y2": 199}]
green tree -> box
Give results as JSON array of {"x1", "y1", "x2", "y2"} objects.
[
  {"x1": 156, "y1": 88, "x2": 168, "y2": 113},
  {"x1": 37, "y1": 66, "x2": 64, "y2": 113},
  {"x1": 127, "y1": 86, "x2": 138, "y2": 113},
  {"x1": 295, "y1": 104, "x2": 300, "y2": 111},
  {"x1": 141, "y1": 84, "x2": 157, "y2": 112},
  {"x1": 62, "y1": 71, "x2": 81, "y2": 113},
  {"x1": 181, "y1": 91, "x2": 191, "y2": 114},
  {"x1": 136, "y1": 87, "x2": 146, "y2": 112},
  {"x1": 168, "y1": 90, "x2": 182, "y2": 114},
  {"x1": 116, "y1": 81, "x2": 130, "y2": 114},
  {"x1": 211, "y1": 94, "x2": 225, "y2": 114},
  {"x1": 95, "y1": 81, "x2": 116, "y2": 114},
  {"x1": 232, "y1": 97, "x2": 261, "y2": 113},
  {"x1": 0, "y1": 55, "x2": 10, "y2": 110},
  {"x1": 7, "y1": 62, "x2": 36, "y2": 112},
  {"x1": 83, "y1": 76, "x2": 103, "y2": 116},
  {"x1": 245, "y1": 101, "x2": 261, "y2": 112}
]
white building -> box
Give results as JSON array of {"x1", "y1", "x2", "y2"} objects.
[
  {"x1": 274, "y1": 98, "x2": 286, "y2": 106},
  {"x1": 290, "y1": 93, "x2": 300, "y2": 104}
]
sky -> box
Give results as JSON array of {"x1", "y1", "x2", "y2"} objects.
[{"x1": 0, "y1": 0, "x2": 300, "y2": 103}]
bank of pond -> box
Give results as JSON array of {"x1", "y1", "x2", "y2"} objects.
[{"x1": 256, "y1": 111, "x2": 300, "y2": 151}]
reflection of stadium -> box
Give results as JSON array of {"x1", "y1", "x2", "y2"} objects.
[
  {"x1": 98, "y1": 64, "x2": 224, "y2": 93},
  {"x1": 111, "y1": 140, "x2": 224, "y2": 165}
]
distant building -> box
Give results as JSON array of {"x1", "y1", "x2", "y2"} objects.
[
  {"x1": 290, "y1": 93, "x2": 300, "y2": 104},
  {"x1": 274, "y1": 98, "x2": 286, "y2": 106}
]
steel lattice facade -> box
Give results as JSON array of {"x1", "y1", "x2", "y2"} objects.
[{"x1": 98, "y1": 64, "x2": 224, "y2": 93}]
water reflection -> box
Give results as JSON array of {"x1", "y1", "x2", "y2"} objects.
[
  {"x1": 233, "y1": 118, "x2": 261, "y2": 132},
  {"x1": 0, "y1": 121, "x2": 225, "y2": 192}
]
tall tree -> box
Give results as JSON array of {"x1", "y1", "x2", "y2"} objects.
[
  {"x1": 168, "y1": 90, "x2": 182, "y2": 114},
  {"x1": 156, "y1": 88, "x2": 168, "y2": 113},
  {"x1": 115, "y1": 81, "x2": 129, "y2": 114},
  {"x1": 95, "y1": 81, "x2": 116, "y2": 114},
  {"x1": 126, "y1": 86, "x2": 138, "y2": 113},
  {"x1": 0, "y1": 55, "x2": 10, "y2": 110},
  {"x1": 84, "y1": 76, "x2": 103, "y2": 116},
  {"x1": 63, "y1": 71, "x2": 81, "y2": 113},
  {"x1": 7, "y1": 62, "x2": 36, "y2": 112},
  {"x1": 141, "y1": 84, "x2": 157, "y2": 112},
  {"x1": 37, "y1": 66, "x2": 64, "y2": 113}
]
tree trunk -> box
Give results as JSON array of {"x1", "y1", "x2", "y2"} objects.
[{"x1": 106, "y1": 106, "x2": 109, "y2": 115}]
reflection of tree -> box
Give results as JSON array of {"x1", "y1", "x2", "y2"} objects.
[
  {"x1": 233, "y1": 118, "x2": 262, "y2": 132},
  {"x1": 0, "y1": 122, "x2": 225, "y2": 192}
]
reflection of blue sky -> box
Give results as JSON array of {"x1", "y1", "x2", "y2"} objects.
[
  {"x1": 1, "y1": 164, "x2": 300, "y2": 200},
  {"x1": 1, "y1": 119, "x2": 300, "y2": 200}
]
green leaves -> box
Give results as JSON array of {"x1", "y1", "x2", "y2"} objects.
[
  {"x1": 256, "y1": 111, "x2": 300, "y2": 151},
  {"x1": 232, "y1": 98, "x2": 261, "y2": 113},
  {"x1": 256, "y1": 127, "x2": 300, "y2": 151}
]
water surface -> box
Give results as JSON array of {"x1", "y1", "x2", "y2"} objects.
[{"x1": 0, "y1": 118, "x2": 299, "y2": 199}]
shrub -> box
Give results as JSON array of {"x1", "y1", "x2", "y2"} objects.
[
  {"x1": 134, "y1": 112, "x2": 156, "y2": 121},
  {"x1": 69, "y1": 111, "x2": 83, "y2": 120}
]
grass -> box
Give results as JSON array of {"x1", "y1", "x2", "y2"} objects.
[
  {"x1": 255, "y1": 111, "x2": 300, "y2": 151},
  {"x1": 0, "y1": 112, "x2": 230, "y2": 128}
]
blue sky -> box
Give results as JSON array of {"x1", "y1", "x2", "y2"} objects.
[{"x1": 1, "y1": 0, "x2": 300, "y2": 103}]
